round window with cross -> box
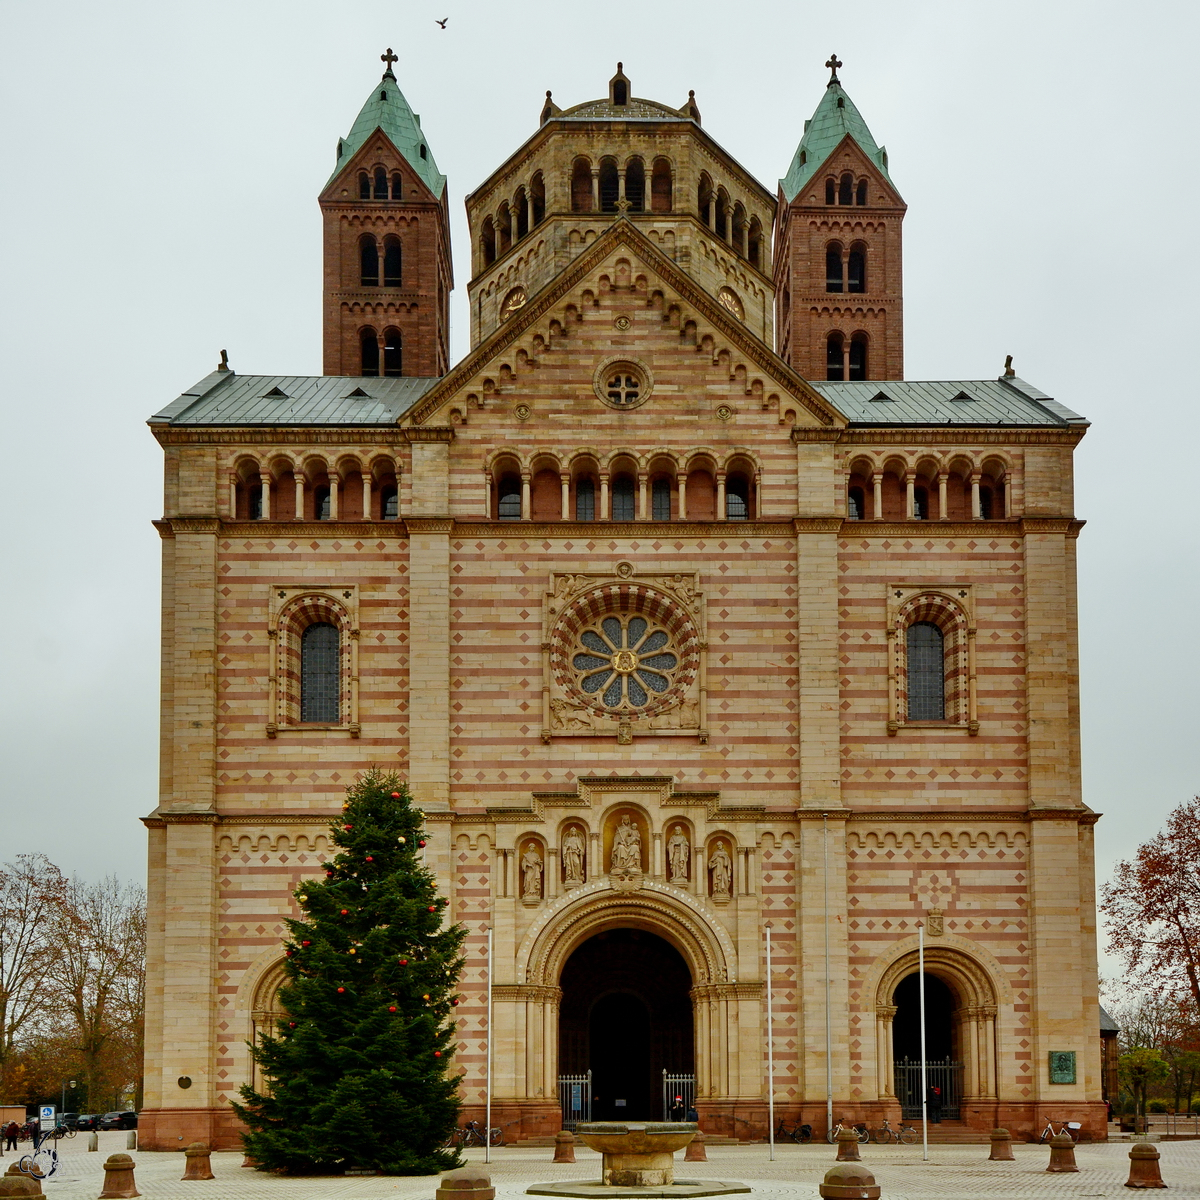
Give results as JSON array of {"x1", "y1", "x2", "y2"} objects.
[
  {"x1": 571, "y1": 614, "x2": 679, "y2": 709},
  {"x1": 593, "y1": 358, "x2": 652, "y2": 411},
  {"x1": 606, "y1": 371, "x2": 640, "y2": 407}
]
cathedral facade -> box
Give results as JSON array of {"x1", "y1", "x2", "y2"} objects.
[{"x1": 140, "y1": 56, "x2": 1103, "y2": 1150}]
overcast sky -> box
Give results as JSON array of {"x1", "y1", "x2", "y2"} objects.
[{"x1": 2, "y1": 0, "x2": 1196, "y2": 974}]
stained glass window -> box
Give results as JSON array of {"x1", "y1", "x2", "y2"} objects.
[
  {"x1": 570, "y1": 614, "x2": 679, "y2": 711},
  {"x1": 906, "y1": 622, "x2": 945, "y2": 720},
  {"x1": 300, "y1": 623, "x2": 339, "y2": 723}
]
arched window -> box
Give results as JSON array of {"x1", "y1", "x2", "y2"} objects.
[
  {"x1": 360, "y1": 329, "x2": 379, "y2": 377},
  {"x1": 611, "y1": 474, "x2": 635, "y2": 520},
  {"x1": 913, "y1": 486, "x2": 929, "y2": 520},
  {"x1": 839, "y1": 173, "x2": 853, "y2": 205},
  {"x1": 725, "y1": 476, "x2": 749, "y2": 520},
  {"x1": 826, "y1": 333, "x2": 845, "y2": 381},
  {"x1": 571, "y1": 159, "x2": 593, "y2": 213},
  {"x1": 979, "y1": 486, "x2": 994, "y2": 520},
  {"x1": 515, "y1": 187, "x2": 529, "y2": 239},
  {"x1": 747, "y1": 218, "x2": 762, "y2": 269},
  {"x1": 497, "y1": 203, "x2": 512, "y2": 254},
  {"x1": 826, "y1": 246, "x2": 844, "y2": 293},
  {"x1": 531, "y1": 173, "x2": 546, "y2": 225},
  {"x1": 652, "y1": 477, "x2": 671, "y2": 520},
  {"x1": 300, "y1": 623, "x2": 340, "y2": 723},
  {"x1": 575, "y1": 477, "x2": 595, "y2": 521},
  {"x1": 731, "y1": 203, "x2": 747, "y2": 257},
  {"x1": 651, "y1": 159, "x2": 672, "y2": 212},
  {"x1": 373, "y1": 167, "x2": 388, "y2": 200},
  {"x1": 497, "y1": 474, "x2": 522, "y2": 520},
  {"x1": 358, "y1": 172, "x2": 370, "y2": 200},
  {"x1": 380, "y1": 485, "x2": 398, "y2": 520},
  {"x1": 856, "y1": 179, "x2": 868, "y2": 205},
  {"x1": 382, "y1": 237, "x2": 402, "y2": 287},
  {"x1": 848, "y1": 248, "x2": 865, "y2": 293},
  {"x1": 383, "y1": 328, "x2": 402, "y2": 376},
  {"x1": 825, "y1": 178, "x2": 836, "y2": 204},
  {"x1": 714, "y1": 191, "x2": 728, "y2": 239},
  {"x1": 481, "y1": 218, "x2": 496, "y2": 267},
  {"x1": 313, "y1": 485, "x2": 331, "y2": 520},
  {"x1": 698, "y1": 175, "x2": 713, "y2": 226},
  {"x1": 599, "y1": 159, "x2": 619, "y2": 212},
  {"x1": 906, "y1": 622, "x2": 945, "y2": 720},
  {"x1": 613, "y1": 79, "x2": 628, "y2": 105},
  {"x1": 391, "y1": 172, "x2": 404, "y2": 199},
  {"x1": 625, "y1": 159, "x2": 645, "y2": 212},
  {"x1": 849, "y1": 334, "x2": 868, "y2": 381},
  {"x1": 847, "y1": 485, "x2": 865, "y2": 520},
  {"x1": 360, "y1": 237, "x2": 379, "y2": 287}
]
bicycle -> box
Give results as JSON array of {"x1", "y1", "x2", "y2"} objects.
[
  {"x1": 871, "y1": 1119, "x2": 918, "y2": 1145},
  {"x1": 444, "y1": 1121, "x2": 504, "y2": 1149},
  {"x1": 774, "y1": 1118, "x2": 813, "y2": 1143},
  {"x1": 48, "y1": 1125, "x2": 75, "y2": 1141},
  {"x1": 827, "y1": 1120, "x2": 870, "y2": 1145},
  {"x1": 1038, "y1": 1119, "x2": 1081, "y2": 1144}
]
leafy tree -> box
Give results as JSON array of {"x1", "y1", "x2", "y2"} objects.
[
  {"x1": 234, "y1": 771, "x2": 465, "y2": 1175},
  {"x1": 1120, "y1": 1047, "x2": 1170, "y2": 1118},
  {"x1": 1103, "y1": 797, "x2": 1200, "y2": 1018}
]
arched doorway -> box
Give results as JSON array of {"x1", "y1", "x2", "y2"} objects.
[
  {"x1": 559, "y1": 928, "x2": 694, "y2": 1120},
  {"x1": 891, "y1": 972, "x2": 961, "y2": 1119}
]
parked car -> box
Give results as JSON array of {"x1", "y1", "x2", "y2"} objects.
[
  {"x1": 61, "y1": 1112, "x2": 80, "y2": 1130},
  {"x1": 75, "y1": 1114, "x2": 101, "y2": 1131},
  {"x1": 97, "y1": 1113, "x2": 125, "y2": 1131},
  {"x1": 119, "y1": 1112, "x2": 138, "y2": 1129}
]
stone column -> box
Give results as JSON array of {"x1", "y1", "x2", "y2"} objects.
[
  {"x1": 904, "y1": 471, "x2": 915, "y2": 520},
  {"x1": 843, "y1": 342, "x2": 851, "y2": 381},
  {"x1": 716, "y1": 473, "x2": 726, "y2": 520},
  {"x1": 560, "y1": 472, "x2": 570, "y2": 520},
  {"x1": 362, "y1": 473, "x2": 372, "y2": 521},
  {"x1": 872, "y1": 472, "x2": 883, "y2": 520},
  {"x1": 638, "y1": 471, "x2": 648, "y2": 520},
  {"x1": 521, "y1": 471, "x2": 531, "y2": 520},
  {"x1": 258, "y1": 472, "x2": 272, "y2": 520},
  {"x1": 227, "y1": 474, "x2": 237, "y2": 519},
  {"x1": 329, "y1": 472, "x2": 340, "y2": 520},
  {"x1": 937, "y1": 472, "x2": 948, "y2": 520},
  {"x1": 875, "y1": 1005, "x2": 897, "y2": 1098},
  {"x1": 722, "y1": 205, "x2": 733, "y2": 245},
  {"x1": 677, "y1": 472, "x2": 688, "y2": 520},
  {"x1": 970, "y1": 473, "x2": 982, "y2": 519},
  {"x1": 483, "y1": 469, "x2": 492, "y2": 518},
  {"x1": 599, "y1": 472, "x2": 610, "y2": 520},
  {"x1": 591, "y1": 167, "x2": 600, "y2": 212},
  {"x1": 293, "y1": 471, "x2": 305, "y2": 520}
]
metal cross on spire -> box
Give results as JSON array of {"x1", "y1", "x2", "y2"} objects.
[
  {"x1": 381, "y1": 48, "x2": 398, "y2": 77},
  {"x1": 825, "y1": 53, "x2": 843, "y2": 84}
]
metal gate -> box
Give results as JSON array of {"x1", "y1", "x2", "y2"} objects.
[
  {"x1": 558, "y1": 1071, "x2": 592, "y2": 1131},
  {"x1": 661, "y1": 1070, "x2": 695, "y2": 1121},
  {"x1": 893, "y1": 1058, "x2": 964, "y2": 1121}
]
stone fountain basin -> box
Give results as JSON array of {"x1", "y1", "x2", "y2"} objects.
[{"x1": 575, "y1": 1123, "x2": 697, "y2": 1188}]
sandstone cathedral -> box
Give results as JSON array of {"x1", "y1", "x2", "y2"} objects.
[{"x1": 140, "y1": 54, "x2": 1102, "y2": 1149}]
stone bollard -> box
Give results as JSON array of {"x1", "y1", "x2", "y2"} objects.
[
  {"x1": 1125, "y1": 1142, "x2": 1167, "y2": 1189},
  {"x1": 88, "y1": 1133, "x2": 99, "y2": 1153},
  {"x1": 684, "y1": 1130, "x2": 707, "y2": 1163},
  {"x1": 835, "y1": 1125, "x2": 862, "y2": 1163},
  {"x1": 126, "y1": 1133, "x2": 137, "y2": 1152},
  {"x1": 240, "y1": 1156, "x2": 257, "y2": 1169},
  {"x1": 819, "y1": 1163, "x2": 881, "y2": 1200},
  {"x1": 1046, "y1": 1132, "x2": 1079, "y2": 1173},
  {"x1": 0, "y1": 1176, "x2": 41, "y2": 1200},
  {"x1": 99, "y1": 1154, "x2": 141, "y2": 1199},
  {"x1": 435, "y1": 1168, "x2": 495, "y2": 1200},
  {"x1": 988, "y1": 1128, "x2": 1015, "y2": 1161},
  {"x1": 553, "y1": 1132, "x2": 576, "y2": 1164},
  {"x1": 182, "y1": 1143, "x2": 214, "y2": 1181}
]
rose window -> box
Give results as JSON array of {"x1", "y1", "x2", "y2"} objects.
[
  {"x1": 605, "y1": 371, "x2": 640, "y2": 408},
  {"x1": 571, "y1": 615, "x2": 679, "y2": 709}
]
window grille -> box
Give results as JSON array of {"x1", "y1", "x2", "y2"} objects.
[
  {"x1": 575, "y1": 478, "x2": 595, "y2": 521},
  {"x1": 498, "y1": 486, "x2": 521, "y2": 520},
  {"x1": 300, "y1": 623, "x2": 340, "y2": 722},
  {"x1": 848, "y1": 486, "x2": 864, "y2": 520},
  {"x1": 652, "y1": 478, "x2": 671, "y2": 520},
  {"x1": 725, "y1": 481, "x2": 748, "y2": 520},
  {"x1": 906, "y1": 622, "x2": 945, "y2": 720},
  {"x1": 381, "y1": 486, "x2": 398, "y2": 519}
]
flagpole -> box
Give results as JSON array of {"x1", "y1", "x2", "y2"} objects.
[
  {"x1": 918, "y1": 920, "x2": 928, "y2": 1162},
  {"x1": 823, "y1": 814, "x2": 833, "y2": 1140},
  {"x1": 485, "y1": 925, "x2": 493, "y2": 1165},
  {"x1": 766, "y1": 925, "x2": 775, "y2": 1162}
]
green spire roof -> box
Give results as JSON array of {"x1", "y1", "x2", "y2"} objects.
[
  {"x1": 328, "y1": 68, "x2": 446, "y2": 198},
  {"x1": 780, "y1": 79, "x2": 896, "y2": 203}
]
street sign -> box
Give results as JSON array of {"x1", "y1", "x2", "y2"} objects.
[{"x1": 39, "y1": 1105, "x2": 55, "y2": 1125}]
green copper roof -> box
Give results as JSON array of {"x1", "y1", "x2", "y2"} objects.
[
  {"x1": 780, "y1": 79, "x2": 896, "y2": 203},
  {"x1": 328, "y1": 70, "x2": 446, "y2": 198}
]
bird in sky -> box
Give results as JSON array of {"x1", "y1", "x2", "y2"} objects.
[{"x1": 436, "y1": 17, "x2": 448, "y2": 27}]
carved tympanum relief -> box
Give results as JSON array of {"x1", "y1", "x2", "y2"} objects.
[{"x1": 543, "y1": 563, "x2": 706, "y2": 743}]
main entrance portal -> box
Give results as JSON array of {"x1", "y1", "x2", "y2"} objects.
[{"x1": 559, "y1": 928, "x2": 694, "y2": 1121}]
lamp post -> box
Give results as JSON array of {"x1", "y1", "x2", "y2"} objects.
[{"x1": 60, "y1": 1080, "x2": 77, "y2": 1119}]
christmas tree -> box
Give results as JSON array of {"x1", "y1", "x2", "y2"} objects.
[{"x1": 234, "y1": 770, "x2": 466, "y2": 1174}]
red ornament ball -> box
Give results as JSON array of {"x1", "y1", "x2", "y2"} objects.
[
  {"x1": 419, "y1": 840, "x2": 427, "y2": 847},
  {"x1": 302, "y1": 940, "x2": 311, "y2": 947},
  {"x1": 337, "y1": 987, "x2": 345, "y2": 994},
  {"x1": 451, "y1": 999, "x2": 459, "y2": 1007},
  {"x1": 398, "y1": 958, "x2": 408, "y2": 965},
  {"x1": 340, "y1": 909, "x2": 349, "y2": 915},
  {"x1": 391, "y1": 792, "x2": 400, "y2": 798},
  {"x1": 344, "y1": 825, "x2": 353, "y2": 831},
  {"x1": 288, "y1": 1022, "x2": 296, "y2": 1028},
  {"x1": 365, "y1": 856, "x2": 374, "y2": 862},
  {"x1": 388, "y1": 1006, "x2": 397, "y2": 1012},
  {"x1": 434, "y1": 1051, "x2": 442, "y2": 1058},
  {"x1": 427, "y1": 906, "x2": 436, "y2": 912}
]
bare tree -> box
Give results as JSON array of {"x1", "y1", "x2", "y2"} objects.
[{"x1": 0, "y1": 855, "x2": 68, "y2": 1090}]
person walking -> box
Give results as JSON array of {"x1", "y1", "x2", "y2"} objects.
[
  {"x1": 926, "y1": 1085, "x2": 943, "y2": 1124},
  {"x1": 4, "y1": 1121, "x2": 19, "y2": 1150}
]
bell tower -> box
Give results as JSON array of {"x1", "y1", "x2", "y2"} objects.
[
  {"x1": 319, "y1": 50, "x2": 452, "y2": 378},
  {"x1": 773, "y1": 57, "x2": 905, "y2": 381}
]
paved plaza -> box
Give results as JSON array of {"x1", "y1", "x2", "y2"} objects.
[{"x1": 13, "y1": 1131, "x2": 1200, "y2": 1200}]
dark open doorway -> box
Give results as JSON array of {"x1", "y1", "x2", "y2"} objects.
[
  {"x1": 559, "y1": 928, "x2": 694, "y2": 1120},
  {"x1": 892, "y1": 972, "x2": 962, "y2": 1119}
]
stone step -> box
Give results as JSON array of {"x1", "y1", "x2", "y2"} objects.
[{"x1": 510, "y1": 1134, "x2": 741, "y2": 1148}]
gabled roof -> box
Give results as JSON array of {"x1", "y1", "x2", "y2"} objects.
[
  {"x1": 781, "y1": 79, "x2": 896, "y2": 203},
  {"x1": 813, "y1": 377, "x2": 1087, "y2": 428},
  {"x1": 327, "y1": 69, "x2": 445, "y2": 198},
  {"x1": 148, "y1": 372, "x2": 439, "y2": 427}
]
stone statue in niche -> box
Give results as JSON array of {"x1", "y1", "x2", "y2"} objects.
[
  {"x1": 667, "y1": 826, "x2": 690, "y2": 883},
  {"x1": 521, "y1": 842, "x2": 544, "y2": 900},
  {"x1": 708, "y1": 841, "x2": 732, "y2": 900},
  {"x1": 610, "y1": 815, "x2": 642, "y2": 874},
  {"x1": 562, "y1": 826, "x2": 586, "y2": 886}
]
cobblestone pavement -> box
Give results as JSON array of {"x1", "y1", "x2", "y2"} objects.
[{"x1": 12, "y1": 1132, "x2": 1200, "y2": 1200}]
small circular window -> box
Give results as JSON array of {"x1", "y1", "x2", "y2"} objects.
[{"x1": 593, "y1": 357, "x2": 652, "y2": 411}]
